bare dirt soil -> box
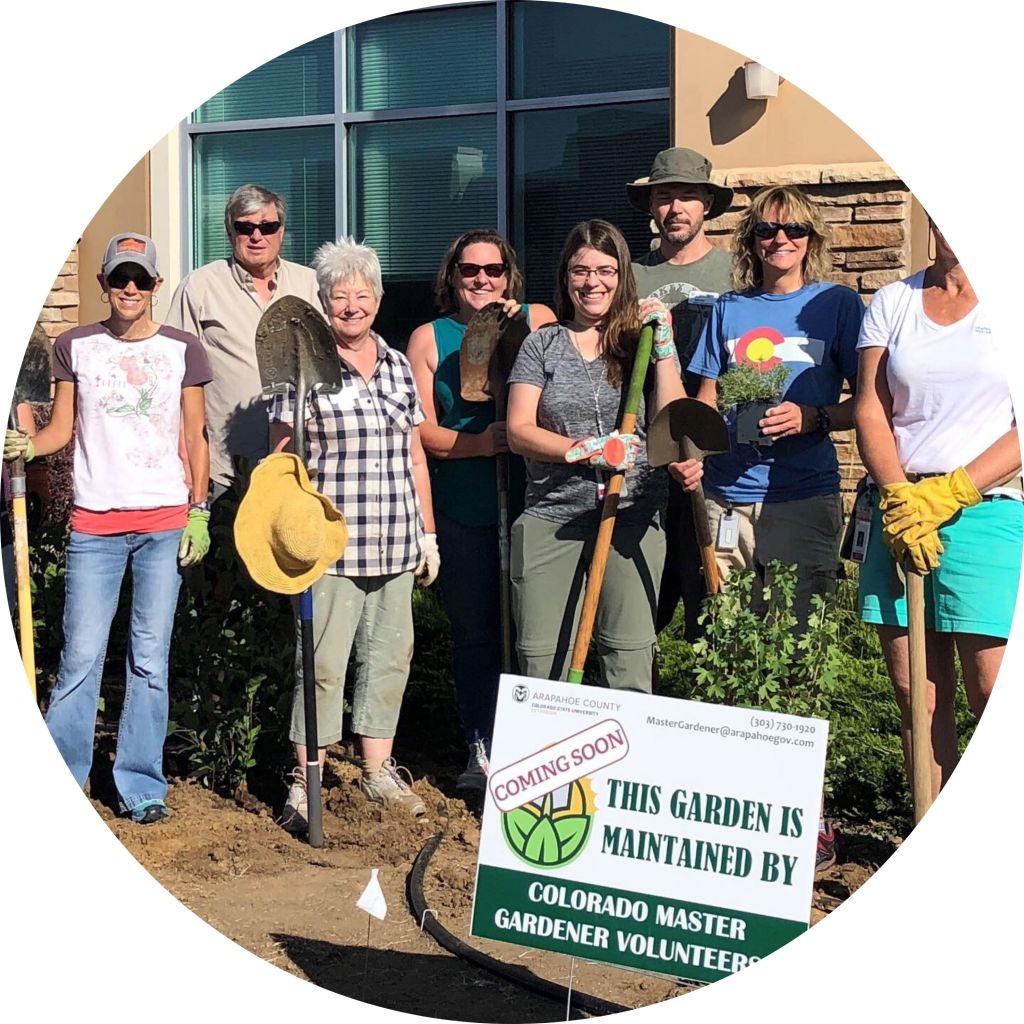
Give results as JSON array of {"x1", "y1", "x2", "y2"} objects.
[{"x1": 99, "y1": 750, "x2": 897, "y2": 1022}]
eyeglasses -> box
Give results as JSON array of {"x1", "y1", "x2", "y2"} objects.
[
  {"x1": 232, "y1": 219, "x2": 282, "y2": 237},
  {"x1": 753, "y1": 221, "x2": 812, "y2": 241},
  {"x1": 107, "y1": 267, "x2": 156, "y2": 291},
  {"x1": 457, "y1": 262, "x2": 507, "y2": 279},
  {"x1": 568, "y1": 266, "x2": 619, "y2": 281}
]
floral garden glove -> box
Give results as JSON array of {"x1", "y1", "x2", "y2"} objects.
[
  {"x1": 565, "y1": 431, "x2": 640, "y2": 472},
  {"x1": 3, "y1": 429, "x2": 34, "y2": 462},
  {"x1": 882, "y1": 467, "x2": 982, "y2": 547},
  {"x1": 416, "y1": 533, "x2": 440, "y2": 587},
  {"x1": 178, "y1": 507, "x2": 211, "y2": 567},
  {"x1": 639, "y1": 298, "x2": 675, "y2": 360}
]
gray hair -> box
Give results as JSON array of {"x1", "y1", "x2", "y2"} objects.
[
  {"x1": 312, "y1": 237, "x2": 384, "y2": 305},
  {"x1": 224, "y1": 184, "x2": 287, "y2": 234}
]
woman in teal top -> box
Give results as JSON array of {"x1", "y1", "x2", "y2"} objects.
[{"x1": 407, "y1": 230, "x2": 555, "y2": 801}]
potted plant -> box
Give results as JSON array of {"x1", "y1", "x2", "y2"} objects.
[{"x1": 716, "y1": 361, "x2": 789, "y2": 446}]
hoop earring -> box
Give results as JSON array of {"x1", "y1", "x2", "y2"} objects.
[{"x1": 100, "y1": 292, "x2": 110, "y2": 304}]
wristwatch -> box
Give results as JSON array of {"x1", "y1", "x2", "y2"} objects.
[
  {"x1": 189, "y1": 499, "x2": 211, "y2": 513},
  {"x1": 815, "y1": 406, "x2": 832, "y2": 433}
]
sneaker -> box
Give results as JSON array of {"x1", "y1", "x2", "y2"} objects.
[
  {"x1": 456, "y1": 737, "x2": 490, "y2": 799},
  {"x1": 815, "y1": 822, "x2": 837, "y2": 875},
  {"x1": 279, "y1": 766, "x2": 309, "y2": 834},
  {"x1": 131, "y1": 799, "x2": 168, "y2": 825},
  {"x1": 359, "y1": 758, "x2": 426, "y2": 817}
]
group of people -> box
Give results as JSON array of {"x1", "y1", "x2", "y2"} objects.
[{"x1": 7, "y1": 147, "x2": 1018, "y2": 874}]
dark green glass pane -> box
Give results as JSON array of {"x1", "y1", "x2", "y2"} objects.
[
  {"x1": 347, "y1": 5, "x2": 496, "y2": 111},
  {"x1": 350, "y1": 116, "x2": 497, "y2": 347},
  {"x1": 192, "y1": 126, "x2": 334, "y2": 268},
  {"x1": 511, "y1": 2, "x2": 669, "y2": 100},
  {"x1": 194, "y1": 35, "x2": 334, "y2": 122},
  {"x1": 511, "y1": 101, "x2": 669, "y2": 304}
]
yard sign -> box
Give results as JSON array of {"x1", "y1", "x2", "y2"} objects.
[{"x1": 470, "y1": 676, "x2": 829, "y2": 984}]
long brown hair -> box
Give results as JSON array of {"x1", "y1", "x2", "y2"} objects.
[
  {"x1": 433, "y1": 229, "x2": 525, "y2": 316},
  {"x1": 554, "y1": 219, "x2": 640, "y2": 388},
  {"x1": 731, "y1": 185, "x2": 832, "y2": 292}
]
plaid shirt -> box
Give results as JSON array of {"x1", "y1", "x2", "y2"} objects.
[{"x1": 269, "y1": 333, "x2": 426, "y2": 577}]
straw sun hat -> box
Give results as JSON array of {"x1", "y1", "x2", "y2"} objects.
[{"x1": 235, "y1": 453, "x2": 348, "y2": 595}]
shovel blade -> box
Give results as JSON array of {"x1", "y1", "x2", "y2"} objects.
[
  {"x1": 489, "y1": 309, "x2": 531, "y2": 410},
  {"x1": 647, "y1": 398, "x2": 730, "y2": 467},
  {"x1": 255, "y1": 296, "x2": 344, "y2": 396},
  {"x1": 459, "y1": 303, "x2": 503, "y2": 403},
  {"x1": 13, "y1": 326, "x2": 53, "y2": 407}
]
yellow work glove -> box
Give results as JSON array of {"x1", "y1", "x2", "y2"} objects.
[
  {"x1": 882, "y1": 467, "x2": 982, "y2": 546},
  {"x1": 3, "y1": 429, "x2": 34, "y2": 462},
  {"x1": 889, "y1": 527, "x2": 945, "y2": 575}
]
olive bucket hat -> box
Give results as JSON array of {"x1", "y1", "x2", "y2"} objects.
[
  {"x1": 626, "y1": 147, "x2": 733, "y2": 220},
  {"x1": 234, "y1": 453, "x2": 348, "y2": 595}
]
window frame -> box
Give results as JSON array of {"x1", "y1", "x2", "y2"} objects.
[{"x1": 180, "y1": 0, "x2": 670, "y2": 275}]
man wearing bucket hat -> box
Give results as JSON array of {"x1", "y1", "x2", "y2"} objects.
[{"x1": 626, "y1": 148, "x2": 734, "y2": 640}]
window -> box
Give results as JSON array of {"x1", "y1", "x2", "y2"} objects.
[{"x1": 185, "y1": 2, "x2": 670, "y2": 345}]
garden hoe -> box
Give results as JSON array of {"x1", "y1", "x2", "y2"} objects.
[
  {"x1": 460, "y1": 303, "x2": 531, "y2": 672},
  {"x1": 566, "y1": 326, "x2": 654, "y2": 684},
  {"x1": 9, "y1": 327, "x2": 53, "y2": 696},
  {"x1": 646, "y1": 397, "x2": 730, "y2": 595},
  {"x1": 254, "y1": 296, "x2": 344, "y2": 848},
  {"x1": 905, "y1": 563, "x2": 933, "y2": 823}
]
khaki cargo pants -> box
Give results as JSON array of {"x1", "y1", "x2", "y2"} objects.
[
  {"x1": 511, "y1": 512, "x2": 666, "y2": 692},
  {"x1": 704, "y1": 491, "x2": 844, "y2": 632}
]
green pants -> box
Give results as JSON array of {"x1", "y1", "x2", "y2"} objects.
[
  {"x1": 289, "y1": 571, "x2": 415, "y2": 746},
  {"x1": 511, "y1": 511, "x2": 666, "y2": 692}
]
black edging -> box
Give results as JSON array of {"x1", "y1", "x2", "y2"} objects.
[{"x1": 406, "y1": 829, "x2": 631, "y2": 1018}]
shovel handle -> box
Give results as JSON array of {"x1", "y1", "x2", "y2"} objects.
[
  {"x1": 567, "y1": 327, "x2": 653, "y2": 683},
  {"x1": 299, "y1": 587, "x2": 324, "y2": 848},
  {"x1": 680, "y1": 437, "x2": 720, "y2": 595},
  {"x1": 905, "y1": 564, "x2": 933, "y2": 823}
]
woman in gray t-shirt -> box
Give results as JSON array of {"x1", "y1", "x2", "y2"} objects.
[{"x1": 507, "y1": 219, "x2": 684, "y2": 691}]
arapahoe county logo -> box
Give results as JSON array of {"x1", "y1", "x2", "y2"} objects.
[{"x1": 490, "y1": 720, "x2": 628, "y2": 870}]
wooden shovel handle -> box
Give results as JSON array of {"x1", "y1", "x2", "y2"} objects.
[
  {"x1": 681, "y1": 437, "x2": 720, "y2": 595},
  {"x1": 567, "y1": 327, "x2": 653, "y2": 683},
  {"x1": 906, "y1": 565, "x2": 933, "y2": 823}
]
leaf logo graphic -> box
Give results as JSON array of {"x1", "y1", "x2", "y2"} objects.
[{"x1": 501, "y1": 778, "x2": 595, "y2": 869}]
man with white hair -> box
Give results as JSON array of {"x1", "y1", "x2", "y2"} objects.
[{"x1": 165, "y1": 183, "x2": 321, "y2": 497}]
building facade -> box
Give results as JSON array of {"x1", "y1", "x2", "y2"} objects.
[{"x1": 38, "y1": 1, "x2": 926, "y2": 505}]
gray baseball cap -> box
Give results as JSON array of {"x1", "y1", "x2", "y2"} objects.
[
  {"x1": 101, "y1": 232, "x2": 160, "y2": 278},
  {"x1": 626, "y1": 148, "x2": 733, "y2": 219}
]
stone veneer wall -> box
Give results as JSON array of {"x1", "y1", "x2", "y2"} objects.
[
  {"x1": 36, "y1": 244, "x2": 80, "y2": 343},
  {"x1": 705, "y1": 162, "x2": 912, "y2": 511}
]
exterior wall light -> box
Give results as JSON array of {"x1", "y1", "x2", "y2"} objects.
[{"x1": 743, "y1": 62, "x2": 780, "y2": 100}]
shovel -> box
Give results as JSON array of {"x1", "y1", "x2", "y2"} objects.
[
  {"x1": 567, "y1": 326, "x2": 654, "y2": 684},
  {"x1": 9, "y1": 327, "x2": 53, "y2": 695},
  {"x1": 905, "y1": 564, "x2": 933, "y2": 823},
  {"x1": 646, "y1": 398, "x2": 730, "y2": 595},
  {"x1": 254, "y1": 296, "x2": 344, "y2": 849},
  {"x1": 460, "y1": 303, "x2": 532, "y2": 673}
]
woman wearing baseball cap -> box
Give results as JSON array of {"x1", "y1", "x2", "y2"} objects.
[{"x1": 3, "y1": 233, "x2": 212, "y2": 824}]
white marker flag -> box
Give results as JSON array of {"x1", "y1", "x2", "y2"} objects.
[{"x1": 356, "y1": 869, "x2": 387, "y2": 921}]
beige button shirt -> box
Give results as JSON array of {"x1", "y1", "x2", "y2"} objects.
[{"x1": 165, "y1": 257, "x2": 321, "y2": 486}]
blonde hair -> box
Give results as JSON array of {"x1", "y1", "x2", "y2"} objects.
[{"x1": 731, "y1": 185, "x2": 832, "y2": 292}]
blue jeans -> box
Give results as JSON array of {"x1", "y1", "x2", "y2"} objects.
[
  {"x1": 46, "y1": 529, "x2": 183, "y2": 813},
  {"x1": 435, "y1": 512, "x2": 506, "y2": 746}
]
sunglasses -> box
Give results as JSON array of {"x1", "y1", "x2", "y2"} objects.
[
  {"x1": 753, "y1": 221, "x2": 812, "y2": 240},
  {"x1": 107, "y1": 267, "x2": 156, "y2": 291},
  {"x1": 232, "y1": 219, "x2": 282, "y2": 237},
  {"x1": 457, "y1": 262, "x2": 507, "y2": 279}
]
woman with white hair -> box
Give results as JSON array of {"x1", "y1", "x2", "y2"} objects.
[{"x1": 270, "y1": 237, "x2": 437, "y2": 830}]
